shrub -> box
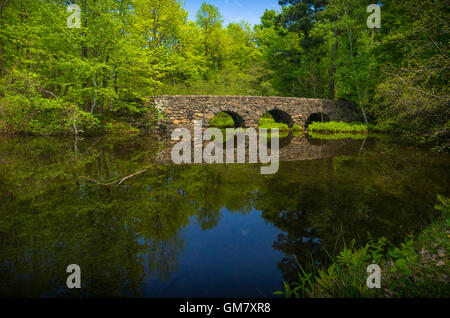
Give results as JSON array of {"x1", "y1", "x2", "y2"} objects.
[
  {"x1": 0, "y1": 94, "x2": 98, "y2": 135},
  {"x1": 259, "y1": 114, "x2": 289, "y2": 130},
  {"x1": 307, "y1": 121, "x2": 371, "y2": 133},
  {"x1": 210, "y1": 112, "x2": 235, "y2": 128}
]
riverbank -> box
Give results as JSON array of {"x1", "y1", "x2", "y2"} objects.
[
  {"x1": 275, "y1": 196, "x2": 450, "y2": 298},
  {"x1": 1, "y1": 115, "x2": 446, "y2": 154},
  {"x1": 0, "y1": 118, "x2": 141, "y2": 137}
]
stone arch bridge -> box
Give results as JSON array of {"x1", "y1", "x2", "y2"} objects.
[{"x1": 150, "y1": 95, "x2": 361, "y2": 130}]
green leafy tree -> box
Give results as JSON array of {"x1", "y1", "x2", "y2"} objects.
[{"x1": 196, "y1": 2, "x2": 224, "y2": 68}]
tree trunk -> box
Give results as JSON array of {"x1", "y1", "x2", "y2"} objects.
[{"x1": 328, "y1": 30, "x2": 338, "y2": 100}]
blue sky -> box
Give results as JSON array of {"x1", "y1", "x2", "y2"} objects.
[{"x1": 182, "y1": 0, "x2": 281, "y2": 26}]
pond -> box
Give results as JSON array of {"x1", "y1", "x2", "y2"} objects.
[{"x1": 0, "y1": 133, "x2": 448, "y2": 297}]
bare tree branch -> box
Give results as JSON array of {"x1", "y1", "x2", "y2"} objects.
[{"x1": 79, "y1": 166, "x2": 152, "y2": 186}]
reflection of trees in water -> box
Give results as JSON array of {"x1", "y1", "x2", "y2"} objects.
[
  {"x1": 0, "y1": 136, "x2": 262, "y2": 296},
  {"x1": 255, "y1": 150, "x2": 449, "y2": 283},
  {"x1": 0, "y1": 136, "x2": 448, "y2": 296},
  {"x1": 146, "y1": 235, "x2": 184, "y2": 282},
  {"x1": 197, "y1": 206, "x2": 223, "y2": 230},
  {"x1": 0, "y1": 138, "x2": 188, "y2": 296}
]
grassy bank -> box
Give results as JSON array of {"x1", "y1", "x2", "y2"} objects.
[
  {"x1": 305, "y1": 121, "x2": 397, "y2": 140},
  {"x1": 258, "y1": 113, "x2": 289, "y2": 131},
  {"x1": 209, "y1": 112, "x2": 236, "y2": 129},
  {"x1": 307, "y1": 121, "x2": 371, "y2": 134},
  {"x1": 275, "y1": 195, "x2": 450, "y2": 298}
]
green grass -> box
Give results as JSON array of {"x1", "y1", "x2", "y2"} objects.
[
  {"x1": 258, "y1": 113, "x2": 294, "y2": 139},
  {"x1": 275, "y1": 195, "x2": 450, "y2": 298},
  {"x1": 209, "y1": 112, "x2": 235, "y2": 129},
  {"x1": 259, "y1": 117, "x2": 289, "y2": 130},
  {"x1": 308, "y1": 121, "x2": 371, "y2": 133}
]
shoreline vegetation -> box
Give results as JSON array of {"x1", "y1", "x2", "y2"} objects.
[
  {"x1": 207, "y1": 112, "x2": 395, "y2": 141},
  {"x1": 0, "y1": 116, "x2": 431, "y2": 145},
  {"x1": 275, "y1": 195, "x2": 450, "y2": 298}
]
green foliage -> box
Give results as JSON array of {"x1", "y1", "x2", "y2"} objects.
[
  {"x1": 209, "y1": 112, "x2": 235, "y2": 129},
  {"x1": 0, "y1": 0, "x2": 447, "y2": 150},
  {"x1": 275, "y1": 237, "x2": 388, "y2": 298},
  {"x1": 257, "y1": 0, "x2": 448, "y2": 149},
  {"x1": 275, "y1": 196, "x2": 450, "y2": 298},
  {"x1": 259, "y1": 112, "x2": 289, "y2": 130},
  {"x1": 103, "y1": 121, "x2": 140, "y2": 135},
  {"x1": 0, "y1": 93, "x2": 98, "y2": 135},
  {"x1": 370, "y1": 122, "x2": 396, "y2": 133},
  {"x1": 435, "y1": 195, "x2": 450, "y2": 216},
  {"x1": 308, "y1": 121, "x2": 370, "y2": 133},
  {"x1": 259, "y1": 119, "x2": 289, "y2": 130},
  {"x1": 435, "y1": 195, "x2": 450, "y2": 227},
  {"x1": 372, "y1": 0, "x2": 449, "y2": 150}
]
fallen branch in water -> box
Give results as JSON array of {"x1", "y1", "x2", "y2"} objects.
[{"x1": 79, "y1": 166, "x2": 151, "y2": 186}]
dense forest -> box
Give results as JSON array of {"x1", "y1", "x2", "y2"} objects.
[{"x1": 0, "y1": 0, "x2": 448, "y2": 150}]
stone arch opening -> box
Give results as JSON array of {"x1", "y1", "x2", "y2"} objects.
[
  {"x1": 260, "y1": 109, "x2": 294, "y2": 128},
  {"x1": 305, "y1": 112, "x2": 330, "y2": 128},
  {"x1": 209, "y1": 111, "x2": 245, "y2": 128}
]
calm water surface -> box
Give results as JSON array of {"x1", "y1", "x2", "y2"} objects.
[{"x1": 0, "y1": 134, "x2": 448, "y2": 297}]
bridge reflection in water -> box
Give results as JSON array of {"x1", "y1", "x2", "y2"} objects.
[{"x1": 152, "y1": 133, "x2": 370, "y2": 164}]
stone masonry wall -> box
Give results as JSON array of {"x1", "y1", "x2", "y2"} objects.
[{"x1": 149, "y1": 95, "x2": 361, "y2": 130}]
